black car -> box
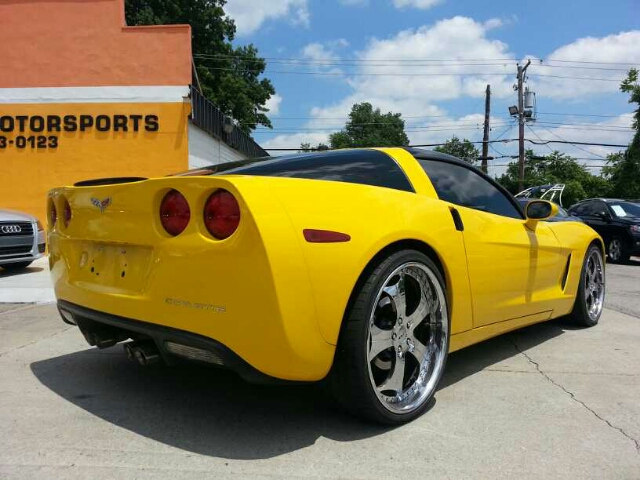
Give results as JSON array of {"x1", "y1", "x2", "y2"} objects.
[
  {"x1": 516, "y1": 199, "x2": 583, "y2": 223},
  {"x1": 568, "y1": 199, "x2": 640, "y2": 263}
]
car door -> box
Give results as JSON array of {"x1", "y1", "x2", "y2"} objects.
[{"x1": 418, "y1": 159, "x2": 566, "y2": 327}]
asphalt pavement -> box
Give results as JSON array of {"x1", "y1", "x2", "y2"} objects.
[{"x1": 0, "y1": 261, "x2": 639, "y2": 479}]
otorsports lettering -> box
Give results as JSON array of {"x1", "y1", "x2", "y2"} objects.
[{"x1": 0, "y1": 114, "x2": 159, "y2": 133}]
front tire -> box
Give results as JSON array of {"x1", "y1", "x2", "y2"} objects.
[
  {"x1": 331, "y1": 249, "x2": 449, "y2": 424},
  {"x1": 571, "y1": 245, "x2": 605, "y2": 327},
  {"x1": 607, "y1": 237, "x2": 629, "y2": 264}
]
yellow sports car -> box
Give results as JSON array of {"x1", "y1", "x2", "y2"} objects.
[{"x1": 48, "y1": 147, "x2": 605, "y2": 424}]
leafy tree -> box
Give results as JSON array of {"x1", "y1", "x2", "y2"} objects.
[
  {"x1": 602, "y1": 68, "x2": 640, "y2": 199},
  {"x1": 125, "y1": 0, "x2": 275, "y2": 132},
  {"x1": 497, "y1": 150, "x2": 609, "y2": 206},
  {"x1": 300, "y1": 142, "x2": 329, "y2": 152},
  {"x1": 434, "y1": 136, "x2": 479, "y2": 164},
  {"x1": 328, "y1": 103, "x2": 410, "y2": 149}
]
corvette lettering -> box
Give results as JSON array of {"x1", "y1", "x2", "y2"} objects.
[{"x1": 165, "y1": 297, "x2": 226, "y2": 314}]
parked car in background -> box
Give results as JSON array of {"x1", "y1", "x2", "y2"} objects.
[
  {"x1": 0, "y1": 209, "x2": 45, "y2": 271},
  {"x1": 568, "y1": 199, "x2": 640, "y2": 263},
  {"x1": 516, "y1": 199, "x2": 583, "y2": 223}
]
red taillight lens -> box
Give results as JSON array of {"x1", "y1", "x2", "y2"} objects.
[
  {"x1": 49, "y1": 201, "x2": 57, "y2": 228},
  {"x1": 160, "y1": 190, "x2": 190, "y2": 236},
  {"x1": 63, "y1": 198, "x2": 72, "y2": 228},
  {"x1": 204, "y1": 189, "x2": 240, "y2": 239}
]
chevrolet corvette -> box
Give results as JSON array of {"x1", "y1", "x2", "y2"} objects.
[{"x1": 48, "y1": 148, "x2": 605, "y2": 424}]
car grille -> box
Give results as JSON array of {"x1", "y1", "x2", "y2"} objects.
[
  {"x1": 0, "y1": 221, "x2": 34, "y2": 237},
  {"x1": 0, "y1": 245, "x2": 32, "y2": 257}
]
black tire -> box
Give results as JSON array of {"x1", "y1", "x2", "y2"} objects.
[
  {"x1": 1, "y1": 261, "x2": 33, "y2": 271},
  {"x1": 570, "y1": 245, "x2": 605, "y2": 327},
  {"x1": 330, "y1": 249, "x2": 450, "y2": 425},
  {"x1": 607, "y1": 237, "x2": 629, "y2": 264}
]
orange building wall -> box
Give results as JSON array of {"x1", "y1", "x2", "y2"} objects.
[
  {"x1": 0, "y1": 0, "x2": 193, "y2": 224},
  {"x1": 0, "y1": 0, "x2": 191, "y2": 88}
]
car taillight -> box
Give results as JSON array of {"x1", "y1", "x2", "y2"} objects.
[
  {"x1": 63, "y1": 198, "x2": 72, "y2": 228},
  {"x1": 49, "y1": 201, "x2": 57, "y2": 228},
  {"x1": 160, "y1": 190, "x2": 190, "y2": 236},
  {"x1": 203, "y1": 189, "x2": 240, "y2": 239}
]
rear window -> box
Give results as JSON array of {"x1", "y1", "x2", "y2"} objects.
[{"x1": 177, "y1": 150, "x2": 414, "y2": 193}]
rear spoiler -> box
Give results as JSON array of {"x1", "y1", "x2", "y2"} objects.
[{"x1": 74, "y1": 177, "x2": 148, "y2": 187}]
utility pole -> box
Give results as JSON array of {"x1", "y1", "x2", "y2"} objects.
[
  {"x1": 517, "y1": 60, "x2": 531, "y2": 192},
  {"x1": 481, "y1": 84, "x2": 491, "y2": 174}
]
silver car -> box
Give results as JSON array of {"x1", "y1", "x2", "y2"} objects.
[{"x1": 0, "y1": 209, "x2": 46, "y2": 271}]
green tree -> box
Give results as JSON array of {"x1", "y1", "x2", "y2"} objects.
[
  {"x1": 497, "y1": 151, "x2": 609, "y2": 206},
  {"x1": 328, "y1": 103, "x2": 410, "y2": 149},
  {"x1": 434, "y1": 136, "x2": 480, "y2": 164},
  {"x1": 125, "y1": 0, "x2": 275, "y2": 132},
  {"x1": 602, "y1": 68, "x2": 640, "y2": 198}
]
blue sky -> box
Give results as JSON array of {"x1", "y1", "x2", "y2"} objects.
[{"x1": 222, "y1": 0, "x2": 639, "y2": 176}]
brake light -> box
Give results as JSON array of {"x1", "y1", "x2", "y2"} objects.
[
  {"x1": 160, "y1": 190, "x2": 190, "y2": 236},
  {"x1": 63, "y1": 198, "x2": 72, "y2": 228},
  {"x1": 204, "y1": 190, "x2": 240, "y2": 239},
  {"x1": 49, "y1": 200, "x2": 57, "y2": 228}
]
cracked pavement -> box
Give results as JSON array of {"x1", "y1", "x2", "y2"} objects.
[{"x1": 1, "y1": 263, "x2": 639, "y2": 478}]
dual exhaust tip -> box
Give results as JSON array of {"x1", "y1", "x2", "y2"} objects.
[{"x1": 123, "y1": 341, "x2": 161, "y2": 366}]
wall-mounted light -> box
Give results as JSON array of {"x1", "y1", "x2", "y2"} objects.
[{"x1": 223, "y1": 116, "x2": 234, "y2": 134}]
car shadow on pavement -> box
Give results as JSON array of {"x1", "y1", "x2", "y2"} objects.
[{"x1": 30, "y1": 320, "x2": 565, "y2": 460}]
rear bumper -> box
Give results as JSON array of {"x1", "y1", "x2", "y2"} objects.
[{"x1": 58, "y1": 300, "x2": 303, "y2": 385}]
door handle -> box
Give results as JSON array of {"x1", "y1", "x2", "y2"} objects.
[{"x1": 449, "y1": 207, "x2": 464, "y2": 232}]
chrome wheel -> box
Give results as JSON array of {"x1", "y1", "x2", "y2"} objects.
[
  {"x1": 608, "y1": 239, "x2": 621, "y2": 262},
  {"x1": 367, "y1": 262, "x2": 448, "y2": 414},
  {"x1": 584, "y1": 248, "x2": 605, "y2": 322}
]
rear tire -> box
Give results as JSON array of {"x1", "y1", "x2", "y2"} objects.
[
  {"x1": 1, "y1": 261, "x2": 32, "y2": 271},
  {"x1": 570, "y1": 245, "x2": 605, "y2": 327},
  {"x1": 607, "y1": 237, "x2": 629, "y2": 264},
  {"x1": 331, "y1": 249, "x2": 449, "y2": 424}
]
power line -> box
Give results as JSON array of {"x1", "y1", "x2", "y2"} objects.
[
  {"x1": 194, "y1": 53, "x2": 639, "y2": 66},
  {"x1": 194, "y1": 54, "x2": 634, "y2": 71},
  {"x1": 193, "y1": 62, "x2": 625, "y2": 81},
  {"x1": 262, "y1": 138, "x2": 629, "y2": 151}
]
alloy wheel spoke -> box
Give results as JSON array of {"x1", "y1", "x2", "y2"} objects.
[
  {"x1": 406, "y1": 294, "x2": 429, "y2": 330},
  {"x1": 378, "y1": 356, "x2": 405, "y2": 394},
  {"x1": 382, "y1": 272, "x2": 407, "y2": 319},
  {"x1": 369, "y1": 324, "x2": 394, "y2": 358},
  {"x1": 409, "y1": 333, "x2": 430, "y2": 363}
]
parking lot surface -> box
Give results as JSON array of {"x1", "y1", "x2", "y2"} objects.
[{"x1": 1, "y1": 261, "x2": 639, "y2": 479}]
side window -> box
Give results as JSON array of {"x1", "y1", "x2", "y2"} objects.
[
  {"x1": 591, "y1": 201, "x2": 608, "y2": 216},
  {"x1": 571, "y1": 202, "x2": 590, "y2": 215},
  {"x1": 418, "y1": 159, "x2": 522, "y2": 219}
]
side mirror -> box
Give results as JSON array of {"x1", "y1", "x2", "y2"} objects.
[
  {"x1": 595, "y1": 212, "x2": 611, "y2": 221},
  {"x1": 525, "y1": 200, "x2": 558, "y2": 229}
]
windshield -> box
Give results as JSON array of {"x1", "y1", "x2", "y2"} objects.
[{"x1": 609, "y1": 202, "x2": 640, "y2": 218}]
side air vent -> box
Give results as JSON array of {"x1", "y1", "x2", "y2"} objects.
[{"x1": 561, "y1": 254, "x2": 572, "y2": 290}]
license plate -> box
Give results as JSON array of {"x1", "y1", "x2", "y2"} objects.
[{"x1": 74, "y1": 242, "x2": 152, "y2": 294}]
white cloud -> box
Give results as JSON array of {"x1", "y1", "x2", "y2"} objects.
[
  {"x1": 301, "y1": 39, "x2": 350, "y2": 75},
  {"x1": 225, "y1": 0, "x2": 309, "y2": 36},
  {"x1": 392, "y1": 0, "x2": 442, "y2": 10},
  {"x1": 265, "y1": 94, "x2": 283, "y2": 115},
  {"x1": 525, "y1": 31, "x2": 640, "y2": 99},
  {"x1": 262, "y1": 132, "x2": 331, "y2": 151},
  {"x1": 309, "y1": 17, "x2": 515, "y2": 127}
]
